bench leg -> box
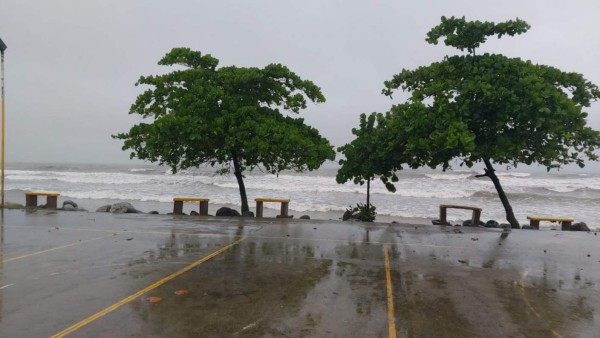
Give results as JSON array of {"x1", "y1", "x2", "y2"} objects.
[
  {"x1": 173, "y1": 201, "x2": 183, "y2": 215},
  {"x1": 472, "y1": 209, "x2": 481, "y2": 226},
  {"x1": 280, "y1": 202, "x2": 289, "y2": 217},
  {"x1": 439, "y1": 207, "x2": 448, "y2": 225},
  {"x1": 26, "y1": 195, "x2": 38, "y2": 208},
  {"x1": 256, "y1": 201, "x2": 264, "y2": 218},
  {"x1": 561, "y1": 221, "x2": 572, "y2": 231},
  {"x1": 46, "y1": 196, "x2": 58, "y2": 209},
  {"x1": 199, "y1": 201, "x2": 209, "y2": 216},
  {"x1": 530, "y1": 220, "x2": 540, "y2": 230}
]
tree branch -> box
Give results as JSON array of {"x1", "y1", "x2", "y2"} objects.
[{"x1": 475, "y1": 167, "x2": 494, "y2": 178}]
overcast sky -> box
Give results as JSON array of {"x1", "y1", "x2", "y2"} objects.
[{"x1": 1, "y1": 0, "x2": 599, "y2": 165}]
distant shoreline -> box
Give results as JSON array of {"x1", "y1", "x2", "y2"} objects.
[
  {"x1": 5, "y1": 190, "x2": 598, "y2": 231},
  {"x1": 6, "y1": 162, "x2": 600, "y2": 228}
]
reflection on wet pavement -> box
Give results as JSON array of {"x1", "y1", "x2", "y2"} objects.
[{"x1": 0, "y1": 210, "x2": 598, "y2": 337}]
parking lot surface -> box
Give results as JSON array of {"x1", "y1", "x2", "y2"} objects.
[{"x1": 0, "y1": 210, "x2": 599, "y2": 337}]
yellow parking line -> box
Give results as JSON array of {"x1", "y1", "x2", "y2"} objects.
[
  {"x1": 0, "y1": 234, "x2": 112, "y2": 265},
  {"x1": 50, "y1": 236, "x2": 246, "y2": 338},
  {"x1": 384, "y1": 245, "x2": 397, "y2": 338},
  {"x1": 519, "y1": 271, "x2": 562, "y2": 338}
]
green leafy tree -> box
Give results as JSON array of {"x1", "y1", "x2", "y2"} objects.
[
  {"x1": 381, "y1": 17, "x2": 600, "y2": 228},
  {"x1": 336, "y1": 112, "x2": 399, "y2": 212},
  {"x1": 114, "y1": 48, "x2": 335, "y2": 213}
]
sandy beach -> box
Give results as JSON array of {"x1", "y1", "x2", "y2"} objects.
[{"x1": 1, "y1": 209, "x2": 599, "y2": 337}]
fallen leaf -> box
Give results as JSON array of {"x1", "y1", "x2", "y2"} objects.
[
  {"x1": 174, "y1": 289, "x2": 189, "y2": 296},
  {"x1": 146, "y1": 296, "x2": 162, "y2": 303},
  {"x1": 458, "y1": 259, "x2": 468, "y2": 264}
]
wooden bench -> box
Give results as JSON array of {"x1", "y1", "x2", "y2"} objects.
[
  {"x1": 255, "y1": 198, "x2": 289, "y2": 218},
  {"x1": 439, "y1": 204, "x2": 482, "y2": 226},
  {"x1": 25, "y1": 191, "x2": 60, "y2": 209},
  {"x1": 173, "y1": 197, "x2": 209, "y2": 215},
  {"x1": 527, "y1": 216, "x2": 574, "y2": 230}
]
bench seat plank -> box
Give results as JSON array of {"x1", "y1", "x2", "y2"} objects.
[
  {"x1": 255, "y1": 198, "x2": 290, "y2": 203},
  {"x1": 439, "y1": 204, "x2": 481, "y2": 211},
  {"x1": 173, "y1": 197, "x2": 209, "y2": 202},
  {"x1": 25, "y1": 192, "x2": 61, "y2": 197},
  {"x1": 526, "y1": 216, "x2": 574, "y2": 222}
]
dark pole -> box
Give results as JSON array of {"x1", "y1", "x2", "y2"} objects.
[{"x1": 0, "y1": 38, "x2": 6, "y2": 209}]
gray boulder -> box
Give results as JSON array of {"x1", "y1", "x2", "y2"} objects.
[
  {"x1": 571, "y1": 222, "x2": 590, "y2": 231},
  {"x1": 485, "y1": 220, "x2": 499, "y2": 228},
  {"x1": 63, "y1": 204, "x2": 77, "y2": 211},
  {"x1": 109, "y1": 202, "x2": 141, "y2": 214},
  {"x1": 463, "y1": 220, "x2": 484, "y2": 227},
  {"x1": 342, "y1": 210, "x2": 353, "y2": 221},
  {"x1": 190, "y1": 210, "x2": 199, "y2": 216},
  {"x1": 216, "y1": 207, "x2": 240, "y2": 217},
  {"x1": 63, "y1": 200, "x2": 78, "y2": 208},
  {"x1": 299, "y1": 215, "x2": 310, "y2": 220},
  {"x1": 96, "y1": 205, "x2": 111, "y2": 212},
  {"x1": 242, "y1": 211, "x2": 255, "y2": 218}
]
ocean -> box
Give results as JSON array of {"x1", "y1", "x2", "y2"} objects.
[{"x1": 5, "y1": 162, "x2": 600, "y2": 229}]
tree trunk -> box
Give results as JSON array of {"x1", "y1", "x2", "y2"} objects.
[
  {"x1": 483, "y1": 159, "x2": 520, "y2": 229},
  {"x1": 366, "y1": 178, "x2": 371, "y2": 209},
  {"x1": 232, "y1": 154, "x2": 249, "y2": 213}
]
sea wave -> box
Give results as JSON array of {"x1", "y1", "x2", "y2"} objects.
[
  {"x1": 496, "y1": 172, "x2": 531, "y2": 178},
  {"x1": 129, "y1": 168, "x2": 156, "y2": 173},
  {"x1": 472, "y1": 189, "x2": 600, "y2": 202},
  {"x1": 424, "y1": 173, "x2": 472, "y2": 180},
  {"x1": 6, "y1": 164, "x2": 600, "y2": 224}
]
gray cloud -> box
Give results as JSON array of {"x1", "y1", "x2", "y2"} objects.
[{"x1": 2, "y1": 0, "x2": 599, "y2": 164}]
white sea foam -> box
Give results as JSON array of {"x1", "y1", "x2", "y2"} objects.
[
  {"x1": 424, "y1": 173, "x2": 472, "y2": 180},
  {"x1": 6, "y1": 164, "x2": 600, "y2": 225},
  {"x1": 129, "y1": 168, "x2": 154, "y2": 173},
  {"x1": 496, "y1": 172, "x2": 531, "y2": 178}
]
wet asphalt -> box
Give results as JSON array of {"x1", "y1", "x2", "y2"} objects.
[{"x1": 0, "y1": 209, "x2": 599, "y2": 337}]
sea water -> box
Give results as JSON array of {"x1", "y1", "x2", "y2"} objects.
[{"x1": 5, "y1": 162, "x2": 600, "y2": 228}]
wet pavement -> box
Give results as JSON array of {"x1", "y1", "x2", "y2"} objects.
[{"x1": 0, "y1": 209, "x2": 599, "y2": 337}]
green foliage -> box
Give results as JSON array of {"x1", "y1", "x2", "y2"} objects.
[
  {"x1": 381, "y1": 17, "x2": 600, "y2": 176},
  {"x1": 346, "y1": 203, "x2": 377, "y2": 222},
  {"x1": 379, "y1": 17, "x2": 600, "y2": 227},
  {"x1": 337, "y1": 111, "x2": 405, "y2": 194},
  {"x1": 114, "y1": 48, "x2": 335, "y2": 210},
  {"x1": 426, "y1": 16, "x2": 530, "y2": 54},
  {"x1": 337, "y1": 114, "x2": 384, "y2": 182}
]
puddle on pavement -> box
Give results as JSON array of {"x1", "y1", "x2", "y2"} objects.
[
  {"x1": 395, "y1": 268, "x2": 476, "y2": 337},
  {"x1": 120, "y1": 239, "x2": 333, "y2": 337}
]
